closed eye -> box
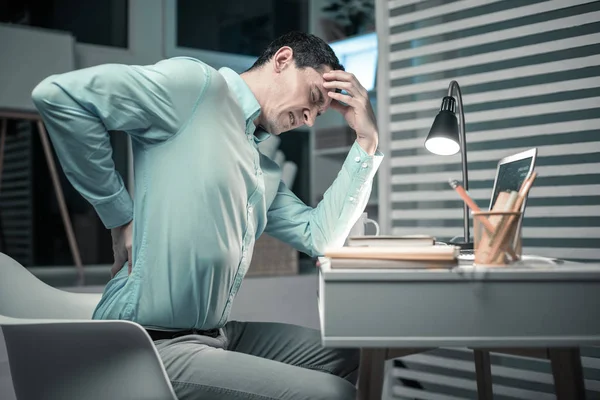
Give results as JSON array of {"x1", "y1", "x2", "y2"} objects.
[{"x1": 314, "y1": 87, "x2": 325, "y2": 116}]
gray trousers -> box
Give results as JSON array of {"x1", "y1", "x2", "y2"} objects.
[{"x1": 154, "y1": 321, "x2": 359, "y2": 400}]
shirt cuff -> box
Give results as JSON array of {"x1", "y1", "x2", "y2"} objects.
[
  {"x1": 93, "y1": 185, "x2": 134, "y2": 229},
  {"x1": 343, "y1": 141, "x2": 384, "y2": 182}
]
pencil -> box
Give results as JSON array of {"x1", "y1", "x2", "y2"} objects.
[
  {"x1": 489, "y1": 190, "x2": 518, "y2": 243},
  {"x1": 448, "y1": 179, "x2": 481, "y2": 212},
  {"x1": 512, "y1": 172, "x2": 538, "y2": 212},
  {"x1": 448, "y1": 179, "x2": 518, "y2": 261},
  {"x1": 488, "y1": 172, "x2": 538, "y2": 262}
]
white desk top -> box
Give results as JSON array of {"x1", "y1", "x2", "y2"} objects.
[{"x1": 318, "y1": 256, "x2": 600, "y2": 282}]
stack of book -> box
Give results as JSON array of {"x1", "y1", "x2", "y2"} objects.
[{"x1": 324, "y1": 235, "x2": 460, "y2": 269}]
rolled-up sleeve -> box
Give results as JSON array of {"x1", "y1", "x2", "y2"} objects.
[
  {"x1": 31, "y1": 57, "x2": 209, "y2": 228},
  {"x1": 264, "y1": 141, "x2": 384, "y2": 257}
]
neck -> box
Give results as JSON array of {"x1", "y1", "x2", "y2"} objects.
[{"x1": 240, "y1": 69, "x2": 268, "y2": 127}]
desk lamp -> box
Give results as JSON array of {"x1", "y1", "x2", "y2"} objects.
[{"x1": 424, "y1": 80, "x2": 471, "y2": 249}]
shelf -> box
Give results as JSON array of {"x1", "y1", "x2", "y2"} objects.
[{"x1": 314, "y1": 146, "x2": 352, "y2": 157}]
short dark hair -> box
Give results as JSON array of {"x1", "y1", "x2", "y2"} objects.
[{"x1": 248, "y1": 31, "x2": 344, "y2": 72}]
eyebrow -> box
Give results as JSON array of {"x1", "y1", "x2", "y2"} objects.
[{"x1": 315, "y1": 87, "x2": 325, "y2": 116}]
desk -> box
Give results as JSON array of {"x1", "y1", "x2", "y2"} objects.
[{"x1": 317, "y1": 258, "x2": 600, "y2": 399}]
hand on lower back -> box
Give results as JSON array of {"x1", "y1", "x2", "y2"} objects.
[{"x1": 110, "y1": 220, "x2": 133, "y2": 278}]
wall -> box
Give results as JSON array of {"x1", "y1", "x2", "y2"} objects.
[
  {"x1": 0, "y1": 0, "x2": 256, "y2": 103},
  {"x1": 309, "y1": 0, "x2": 327, "y2": 39},
  {"x1": 0, "y1": 25, "x2": 75, "y2": 112}
]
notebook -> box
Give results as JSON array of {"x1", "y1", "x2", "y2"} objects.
[
  {"x1": 324, "y1": 245, "x2": 460, "y2": 262},
  {"x1": 347, "y1": 234, "x2": 435, "y2": 247}
]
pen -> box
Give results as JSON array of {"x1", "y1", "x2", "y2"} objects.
[{"x1": 448, "y1": 178, "x2": 497, "y2": 235}]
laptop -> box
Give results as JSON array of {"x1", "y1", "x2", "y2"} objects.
[{"x1": 459, "y1": 148, "x2": 538, "y2": 259}]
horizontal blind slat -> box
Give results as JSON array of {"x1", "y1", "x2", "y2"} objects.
[
  {"x1": 391, "y1": 119, "x2": 600, "y2": 150},
  {"x1": 390, "y1": 11, "x2": 600, "y2": 62},
  {"x1": 390, "y1": 163, "x2": 600, "y2": 184},
  {"x1": 389, "y1": 0, "x2": 595, "y2": 45},
  {"x1": 390, "y1": 97, "x2": 600, "y2": 132},
  {"x1": 390, "y1": 54, "x2": 600, "y2": 97},
  {"x1": 391, "y1": 76, "x2": 600, "y2": 115},
  {"x1": 388, "y1": 0, "x2": 504, "y2": 29},
  {"x1": 390, "y1": 33, "x2": 600, "y2": 80},
  {"x1": 391, "y1": 142, "x2": 600, "y2": 167},
  {"x1": 391, "y1": 185, "x2": 600, "y2": 202}
]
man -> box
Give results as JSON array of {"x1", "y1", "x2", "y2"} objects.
[{"x1": 32, "y1": 31, "x2": 383, "y2": 399}]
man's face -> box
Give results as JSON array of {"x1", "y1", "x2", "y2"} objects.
[{"x1": 259, "y1": 49, "x2": 334, "y2": 135}]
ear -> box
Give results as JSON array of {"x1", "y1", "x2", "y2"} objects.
[{"x1": 272, "y1": 46, "x2": 294, "y2": 73}]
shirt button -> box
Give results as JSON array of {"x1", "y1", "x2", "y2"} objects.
[
  {"x1": 354, "y1": 156, "x2": 361, "y2": 163},
  {"x1": 361, "y1": 162, "x2": 369, "y2": 169},
  {"x1": 257, "y1": 169, "x2": 263, "y2": 175},
  {"x1": 248, "y1": 206, "x2": 253, "y2": 213},
  {"x1": 349, "y1": 197, "x2": 355, "y2": 202}
]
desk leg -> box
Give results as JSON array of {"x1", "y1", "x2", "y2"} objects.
[
  {"x1": 549, "y1": 348, "x2": 586, "y2": 400},
  {"x1": 357, "y1": 348, "x2": 386, "y2": 400},
  {"x1": 473, "y1": 350, "x2": 493, "y2": 400}
]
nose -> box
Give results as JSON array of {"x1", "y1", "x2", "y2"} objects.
[{"x1": 303, "y1": 109, "x2": 316, "y2": 127}]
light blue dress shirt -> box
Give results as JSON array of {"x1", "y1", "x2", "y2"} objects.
[{"x1": 32, "y1": 57, "x2": 383, "y2": 331}]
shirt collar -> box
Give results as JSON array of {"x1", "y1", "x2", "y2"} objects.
[{"x1": 219, "y1": 67, "x2": 271, "y2": 143}]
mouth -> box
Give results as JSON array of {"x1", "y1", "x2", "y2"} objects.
[{"x1": 289, "y1": 112, "x2": 295, "y2": 127}]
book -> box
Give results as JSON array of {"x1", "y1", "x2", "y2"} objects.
[
  {"x1": 328, "y1": 258, "x2": 456, "y2": 270},
  {"x1": 347, "y1": 234, "x2": 435, "y2": 247},
  {"x1": 324, "y1": 245, "x2": 460, "y2": 262}
]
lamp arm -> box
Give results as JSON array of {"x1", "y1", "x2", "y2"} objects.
[{"x1": 448, "y1": 80, "x2": 470, "y2": 243}]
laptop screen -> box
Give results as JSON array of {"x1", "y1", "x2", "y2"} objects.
[{"x1": 490, "y1": 156, "x2": 535, "y2": 209}]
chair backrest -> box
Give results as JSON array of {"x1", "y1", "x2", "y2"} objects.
[
  {"x1": 0, "y1": 316, "x2": 177, "y2": 400},
  {"x1": 0, "y1": 254, "x2": 177, "y2": 400},
  {"x1": 0, "y1": 252, "x2": 101, "y2": 319}
]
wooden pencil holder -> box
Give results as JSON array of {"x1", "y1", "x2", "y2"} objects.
[{"x1": 473, "y1": 211, "x2": 523, "y2": 266}]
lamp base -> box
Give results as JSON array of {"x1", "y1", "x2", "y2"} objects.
[
  {"x1": 442, "y1": 236, "x2": 473, "y2": 250},
  {"x1": 451, "y1": 241, "x2": 474, "y2": 251}
]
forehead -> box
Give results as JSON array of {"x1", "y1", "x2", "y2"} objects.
[
  {"x1": 301, "y1": 65, "x2": 332, "y2": 81},
  {"x1": 301, "y1": 66, "x2": 334, "y2": 107}
]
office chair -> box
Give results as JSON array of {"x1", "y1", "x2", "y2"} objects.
[{"x1": 0, "y1": 252, "x2": 177, "y2": 400}]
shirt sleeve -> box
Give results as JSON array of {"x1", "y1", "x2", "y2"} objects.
[
  {"x1": 264, "y1": 141, "x2": 384, "y2": 257},
  {"x1": 31, "y1": 57, "x2": 210, "y2": 229}
]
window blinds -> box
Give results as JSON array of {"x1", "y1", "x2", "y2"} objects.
[{"x1": 379, "y1": 0, "x2": 600, "y2": 263}]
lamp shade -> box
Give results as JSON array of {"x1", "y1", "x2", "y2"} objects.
[{"x1": 425, "y1": 96, "x2": 460, "y2": 156}]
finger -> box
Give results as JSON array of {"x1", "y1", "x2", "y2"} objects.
[
  {"x1": 323, "y1": 80, "x2": 360, "y2": 97},
  {"x1": 324, "y1": 71, "x2": 367, "y2": 96},
  {"x1": 127, "y1": 246, "x2": 133, "y2": 275},
  {"x1": 323, "y1": 70, "x2": 355, "y2": 81},
  {"x1": 328, "y1": 91, "x2": 356, "y2": 107},
  {"x1": 110, "y1": 263, "x2": 119, "y2": 279},
  {"x1": 329, "y1": 98, "x2": 350, "y2": 114}
]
